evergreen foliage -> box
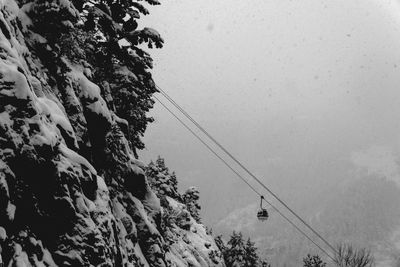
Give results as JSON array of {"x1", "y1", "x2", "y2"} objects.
[
  {"x1": 225, "y1": 231, "x2": 245, "y2": 266},
  {"x1": 26, "y1": 0, "x2": 163, "y2": 156},
  {"x1": 82, "y1": 0, "x2": 163, "y2": 154},
  {"x1": 221, "y1": 231, "x2": 271, "y2": 267},
  {"x1": 244, "y1": 238, "x2": 259, "y2": 267},
  {"x1": 214, "y1": 235, "x2": 226, "y2": 254},
  {"x1": 303, "y1": 254, "x2": 327, "y2": 267},
  {"x1": 183, "y1": 186, "x2": 201, "y2": 223},
  {"x1": 146, "y1": 156, "x2": 180, "y2": 199}
]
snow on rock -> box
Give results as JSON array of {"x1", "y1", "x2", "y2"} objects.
[
  {"x1": 0, "y1": 227, "x2": 6, "y2": 241},
  {"x1": 73, "y1": 69, "x2": 112, "y2": 123},
  {"x1": 163, "y1": 197, "x2": 225, "y2": 267},
  {"x1": 0, "y1": 0, "x2": 225, "y2": 266},
  {"x1": 59, "y1": 142, "x2": 96, "y2": 175},
  {"x1": 0, "y1": 60, "x2": 33, "y2": 100},
  {"x1": 36, "y1": 97, "x2": 78, "y2": 148}
]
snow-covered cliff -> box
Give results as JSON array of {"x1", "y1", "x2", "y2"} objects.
[{"x1": 0, "y1": 0, "x2": 225, "y2": 265}]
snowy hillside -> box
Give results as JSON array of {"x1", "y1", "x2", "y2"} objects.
[
  {"x1": 216, "y1": 176, "x2": 400, "y2": 267},
  {"x1": 0, "y1": 0, "x2": 225, "y2": 265}
]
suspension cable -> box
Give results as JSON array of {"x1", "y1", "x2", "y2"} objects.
[
  {"x1": 262, "y1": 197, "x2": 336, "y2": 262},
  {"x1": 153, "y1": 95, "x2": 261, "y2": 196},
  {"x1": 155, "y1": 85, "x2": 338, "y2": 256},
  {"x1": 153, "y1": 95, "x2": 336, "y2": 262}
]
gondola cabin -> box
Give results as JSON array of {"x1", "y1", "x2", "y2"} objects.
[
  {"x1": 257, "y1": 208, "x2": 269, "y2": 221},
  {"x1": 257, "y1": 196, "x2": 269, "y2": 221}
]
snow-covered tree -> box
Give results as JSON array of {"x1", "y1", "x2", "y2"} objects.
[
  {"x1": 29, "y1": 0, "x2": 163, "y2": 158},
  {"x1": 260, "y1": 260, "x2": 272, "y2": 267},
  {"x1": 84, "y1": 0, "x2": 164, "y2": 155},
  {"x1": 244, "y1": 238, "x2": 259, "y2": 267},
  {"x1": 222, "y1": 232, "x2": 271, "y2": 267},
  {"x1": 182, "y1": 186, "x2": 201, "y2": 223},
  {"x1": 214, "y1": 235, "x2": 226, "y2": 254},
  {"x1": 224, "y1": 232, "x2": 246, "y2": 266},
  {"x1": 303, "y1": 254, "x2": 327, "y2": 267},
  {"x1": 146, "y1": 156, "x2": 180, "y2": 199}
]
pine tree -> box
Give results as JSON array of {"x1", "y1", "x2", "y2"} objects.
[
  {"x1": 146, "y1": 156, "x2": 180, "y2": 199},
  {"x1": 224, "y1": 231, "x2": 246, "y2": 267},
  {"x1": 244, "y1": 238, "x2": 259, "y2": 267},
  {"x1": 182, "y1": 186, "x2": 201, "y2": 223},
  {"x1": 260, "y1": 260, "x2": 272, "y2": 267},
  {"x1": 29, "y1": 0, "x2": 163, "y2": 156},
  {"x1": 214, "y1": 235, "x2": 226, "y2": 254},
  {"x1": 222, "y1": 232, "x2": 271, "y2": 267},
  {"x1": 155, "y1": 156, "x2": 168, "y2": 173},
  {"x1": 303, "y1": 254, "x2": 327, "y2": 267}
]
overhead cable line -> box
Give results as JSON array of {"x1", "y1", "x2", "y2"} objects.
[
  {"x1": 155, "y1": 85, "x2": 338, "y2": 256},
  {"x1": 153, "y1": 95, "x2": 261, "y2": 196},
  {"x1": 153, "y1": 95, "x2": 336, "y2": 262},
  {"x1": 261, "y1": 198, "x2": 336, "y2": 262}
]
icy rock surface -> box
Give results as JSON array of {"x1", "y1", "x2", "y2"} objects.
[{"x1": 0, "y1": 0, "x2": 225, "y2": 266}]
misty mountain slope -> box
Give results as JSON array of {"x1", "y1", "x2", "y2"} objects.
[
  {"x1": 314, "y1": 177, "x2": 400, "y2": 266},
  {"x1": 216, "y1": 176, "x2": 400, "y2": 266},
  {"x1": 0, "y1": 0, "x2": 224, "y2": 266}
]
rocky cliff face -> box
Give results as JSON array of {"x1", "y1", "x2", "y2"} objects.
[{"x1": 0, "y1": 0, "x2": 225, "y2": 266}]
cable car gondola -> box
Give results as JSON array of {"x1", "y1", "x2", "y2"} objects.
[{"x1": 257, "y1": 196, "x2": 269, "y2": 221}]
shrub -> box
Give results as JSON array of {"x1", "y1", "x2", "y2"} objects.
[
  {"x1": 333, "y1": 243, "x2": 374, "y2": 267},
  {"x1": 303, "y1": 254, "x2": 326, "y2": 267}
]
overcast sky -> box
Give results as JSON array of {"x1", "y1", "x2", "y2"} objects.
[{"x1": 139, "y1": 0, "x2": 400, "y2": 224}]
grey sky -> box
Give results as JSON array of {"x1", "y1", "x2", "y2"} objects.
[{"x1": 139, "y1": 0, "x2": 400, "y2": 224}]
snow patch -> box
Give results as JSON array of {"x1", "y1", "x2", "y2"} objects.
[
  {"x1": 0, "y1": 111, "x2": 12, "y2": 128},
  {"x1": 36, "y1": 97, "x2": 77, "y2": 146},
  {"x1": 72, "y1": 69, "x2": 112, "y2": 122},
  {"x1": 128, "y1": 193, "x2": 160, "y2": 236},
  {"x1": 59, "y1": 143, "x2": 97, "y2": 175},
  {"x1": 18, "y1": 3, "x2": 34, "y2": 32},
  {"x1": 0, "y1": 60, "x2": 33, "y2": 100},
  {"x1": 30, "y1": 115, "x2": 60, "y2": 147}
]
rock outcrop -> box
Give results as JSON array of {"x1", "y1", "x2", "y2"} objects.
[{"x1": 0, "y1": 0, "x2": 225, "y2": 266}]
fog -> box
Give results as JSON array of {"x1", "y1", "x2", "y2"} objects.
[{"x1": 138, "y1": 1, "x2": 400, "y2": 261}]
